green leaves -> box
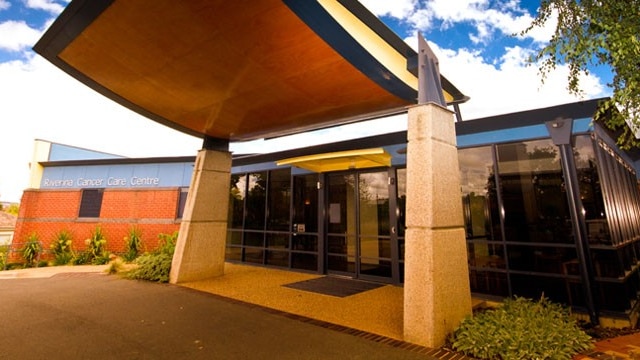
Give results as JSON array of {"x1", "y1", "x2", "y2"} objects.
[
  {"x1": 524, "y1": 0, "x2": 640, "y2": 149},
  {"x1": 125, "y1": 232, "x2": 178, "y2": 283},
  {"x1": 451, "y1": 296, "x2": 594, "y2": 359},
  {"x1": 123, "y1": 226, "x2": 143, "y2": 262},
  {"x1": 50, "y1": 230, "x2": 75, "y2": 266},
  {"x1": 21, "y1": 233, "x2": 42, "y2": 267}
]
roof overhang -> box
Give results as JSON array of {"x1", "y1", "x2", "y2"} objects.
[
  {"x1": 276, "y1": 147, "x2": 391, "y2": 172},
  {"x1": 35, "y1": 0, "x2": 468, "y2": 142}
]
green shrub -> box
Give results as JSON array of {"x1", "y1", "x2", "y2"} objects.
[
  {"x1": 126, "y1": 231, "x2": 178, "y2": 282},
  {"x1": 0, "y1": 245, "x2": 7, "y2": 270},
  {"x1": 451, "y1": 296, "x2": 593, "y2": 360},
  {"x1": 50, "y1": 230, "x2": 75, "y2": 266},
  {"x1": 75, "y1": 226, "x2": 110, "y2": 265},
  {"x1": 123, "y1": 226, "x2": 143, "y2": 262},
  {"x1": 21, "y1": 233, "x2": 42, "y2": 267}
]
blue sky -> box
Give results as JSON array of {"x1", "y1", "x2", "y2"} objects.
[{"x1": 0, "y1": 0, "x2": 609, "y2": 202}]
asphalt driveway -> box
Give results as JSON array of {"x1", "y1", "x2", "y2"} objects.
[{"x1": 0, "y1": 273, "x2": 432, "y2": 360}]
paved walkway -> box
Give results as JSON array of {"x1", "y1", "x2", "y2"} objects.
[
  {"x1": 0, "y1": 270, "x2": 437, "y2": 359},
  {"x1": 577, "y1": 333, "x2": 640, "y2": 359},
  {"x1": 1, "y1": 264, "x2": 638, "y2": 359}
]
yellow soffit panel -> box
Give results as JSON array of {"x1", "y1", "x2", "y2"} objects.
[{"x1": 276, "y1": 148, "x2": 392, "y2": 173}]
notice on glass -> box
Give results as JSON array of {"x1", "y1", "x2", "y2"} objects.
[{"x1": 329, "y1": 203, "x2": 341, "y2": 224}]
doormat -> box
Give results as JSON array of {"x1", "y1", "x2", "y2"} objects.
[{"x1": 283, "y1": 276, "x2": 384, "y2": 298}]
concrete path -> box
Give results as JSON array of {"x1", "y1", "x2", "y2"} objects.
[{"x1": 0, "y1": 271, "x2": 436, "y2": 360}]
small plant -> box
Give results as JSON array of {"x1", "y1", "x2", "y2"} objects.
[
  {"x1": 155, "y1": 231, "x2": 178, "y2": 256},
  {"x1": 123, "y1": 226, "x2": 143, "y2": 262},
  {"x1": 50, "y1": 230, "x2": 75, "y2": 266},
  {"x1": 21, "y1": 233, "x2": 42, "y2": 267},
  {"x1": 76, "y1": 226, "x2": 110, "y2": 265},
  {"x1": 107, "y1": 258, "x2": 125, "y2": 275},
  {"x1": 451, "y1": 296, "x2": 593, "y2": 360},
  {"x1": 0, "y1": 244, "x2": 7, "y2": 270},
  {"x1": 126, "y1": 231, "x2": 178, "y2": 282}
]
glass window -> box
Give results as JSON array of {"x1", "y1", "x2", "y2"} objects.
[
  {"x1": 228, "y1": 174, "x2": 246, "y2": 229},
  {"x1": 396, "y1": 168, "x2": 406, "y2": 238},
  {"x1": 267, "y1": 169, "x2": 291, "y2": 231},
  {"x1": 293, "y1": 174, "x2": 318, "y2": 233},
  {"x1": 459, "y1": 146, "x2": 501, "y2": 241},
  {"x1": 496, "y1": 140, "x2": 572, "y2": 244},
  {"x1": 79, "y1": 189, "x2": 104, "y2": 218},
  {"x1": 359, "y1": 172, "x2": 390, "y2": 237},
  {"x1": 245, "y1": 172, "x2": 267, "y2": 230},
  {"x1": 573, "y1": 135, "x2": 610, "y2": 245},
  {"x1": 266, "y1": 233, "x2": 289, "y2": 249},
  {"x1": 176, "y1": 187, "x2": 189, "y2": 219}
]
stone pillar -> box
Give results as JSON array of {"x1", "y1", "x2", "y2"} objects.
[
  {"x1": 403, "y1": 102, "x2": 472, "y2": 347},
  {"x1": 170, "y1": 149, "x2": 231, "y2": 284}
]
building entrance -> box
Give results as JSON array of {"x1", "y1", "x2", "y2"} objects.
[{"x1": 325, "y1": 170, "x2": 399, "y2": 282}]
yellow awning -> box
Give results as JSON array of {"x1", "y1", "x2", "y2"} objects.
[{"x1": 277, "y1": 148, "x2": 391, "y2": 173}]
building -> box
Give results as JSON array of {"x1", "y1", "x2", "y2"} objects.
[
  {"x1": 14, "y1": 98, "x2": 640, "y2": 327},
  {"x1": 0, "y1": 211, "x2": 16, "y2": 246},
  {"x1": 30, "y1": 0, "x2": 640, "y2": 346}
]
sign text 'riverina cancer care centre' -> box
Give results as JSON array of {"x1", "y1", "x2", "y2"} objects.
[{"x1": 40, "y1": 162, "x2": 194, "y2": 189}]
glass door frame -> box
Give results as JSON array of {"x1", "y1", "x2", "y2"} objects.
[{"x1": 323, "y1": 167, "x2": 400, "y2": 284}]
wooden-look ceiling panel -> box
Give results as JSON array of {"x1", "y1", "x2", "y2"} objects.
[{"x1": 35, "y1": 0, "x2": 468, "y2": 141}]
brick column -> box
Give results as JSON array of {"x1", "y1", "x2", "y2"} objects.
[
  {"x1": 403, "y1": 103, "x2": 472, "y2": 347},
  {"x1": 170, "y1": 149, "x2": 231, "y2": 283}
]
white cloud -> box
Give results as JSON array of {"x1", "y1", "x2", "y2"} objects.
[
  {"x1": 429, "y1": 42, "x2": 606, "y2": 119},
  {"x1": 0, "y1": 55, "x2": 202, "y2": 203},
  {"x1": 23, "y1": 0, "x2": 65, "y2": 14},
  {"x1": 362, "y1": 0, "x2": 553, "y2": 45},
  {"x1": 359, "y1": 0, "x2": 417, "y2": 19},
  {"x1": 0, "y1": 0, "x2": 10, "y2": 11},
  {"x1": 0, "y1": 20, "x2": 42, "y2": 52},
  {"x1": 0, "y1": 0, "x2": 607, "y2": 204}
]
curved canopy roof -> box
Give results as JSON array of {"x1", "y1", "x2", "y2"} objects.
[{"x1": 35, "y1": 0, "x2": 468, "y2": 141}]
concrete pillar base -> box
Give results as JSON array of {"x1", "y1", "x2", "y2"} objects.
[
  {"x1": 403, "y1": 103, "x2": 472, "y2": 347},
  {"x1": 170, "y1": 149, "x2": 231, "y2": 284}
]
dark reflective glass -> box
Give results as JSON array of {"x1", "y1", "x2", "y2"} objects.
[
  {"x1": 507, "y1": 245, "x2": 577, "y2": 274},
  {"x1": 245, "y1": 172, "x2": 267, "y2": 230},
  {"x1": 328, "y1": 235, "x2": 348, "y2": 255},
  {"x1": 244, "y1": 247, "x2": 264, "y2": 264},
  {"x1": 244, "y1": 231, "x2": 264, "y2": 247},
  {"x1": 293, "y1": 174, "x2": 318, "y2": 233},
  {"x1": 467, "y1": 242, "x2": 505, "y2": 269},
  {"x1": 328, "y1": 255, "x2": 355, "y2": 273},
  {"x1": 360, "y1": 258, "x2": 392, "y2": 277},
  {"x1": 497, "y1": 140, "x2": 573, "y2": 244},
  {"x1": 574, "y1": 136, "x2": 610, "y2": 245},
  {"x1": 591, "y1": 248, "x2": 625, "y2": 278},
  {"x1": 292, "y1": 253, "x2": 317, "y2": 271},
  {"x1": 266, "y1": 250, "x2": 288, "y2": 267},
  {"x1": 596, "y1": 277, "x2": 640, "y2": 312},
  {"x1": 469, "y1": 270, "x2": 509, "y2": 297},
  {"x1": 267, "y1": 169, "x2": 291, "y2": 231},
  {"x1": 266, "y1": 233, "x2": 289, "y2": 249},
  {"x1": 359, "y1": 172, "x2": 390, "y2": 237},
  {"x1": 396, "y1": 168, "x2": 406, "y2": 238},
  {"x1": 459, "y1": 146, "x2": 501, "y2": 241},
  {"x1": 327, "y1": 174, "x2": 355, "y2": 235},
  {"x1": 360, "y1": 236, "x2": 390, "y2": 259},
  {"x1": 510, "y1": 274, "x2": 571, "y2": 305},
  {"x1": 228, "y1": 174, "x2": 246, "y2": 229},
  {"x1": 225, "y1": 246, "x2": 242, "y2": 261},
  {"x1": 291, "y1": 234, "x2": 317, "y2": 252},
  {"x1": 226, "y1": 230, "x2": 242, "y2": 245}
]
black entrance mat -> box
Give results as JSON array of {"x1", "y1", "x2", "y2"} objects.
[{"x1": 283, "y1": 276, "x2": 384, "y2": 298}]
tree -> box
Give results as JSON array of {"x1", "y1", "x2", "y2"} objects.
[{"x1": 523, "y1": 0, "x2": 640, "y2": 149}]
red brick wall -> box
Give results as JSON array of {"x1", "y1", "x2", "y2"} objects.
[{"x1": 12, "y1": 188, "x2": 183, "y2": 262}]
